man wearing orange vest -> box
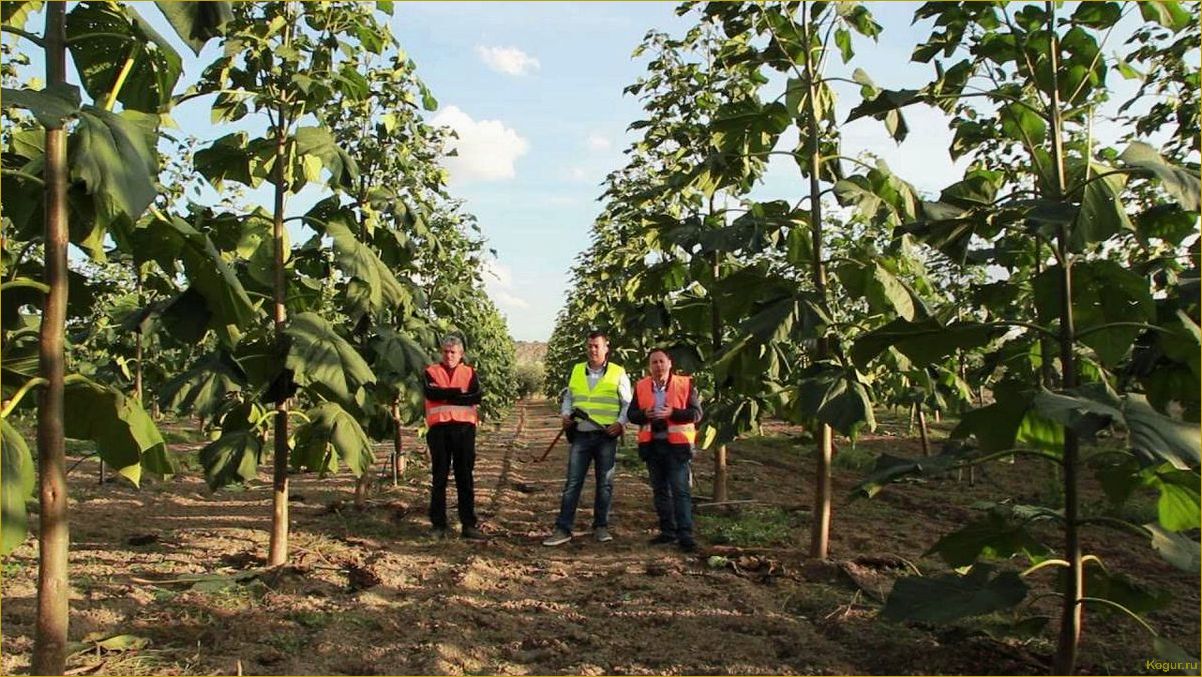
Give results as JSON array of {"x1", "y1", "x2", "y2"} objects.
[
  {"x1": 626, "y1": 348, "x2": 704, "y2": 552},
  {"x1": 424, "y1": 335, "x2": 485, "y2": 540}
]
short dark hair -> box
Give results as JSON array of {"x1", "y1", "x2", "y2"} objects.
[
  {"x1": 587, "y1": 330, "x2": 608, "y2": 342},
  {"x1": 648, "y1": 347, "x2": 672, "y2": 361}
]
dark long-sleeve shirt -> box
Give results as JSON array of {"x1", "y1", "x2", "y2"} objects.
[{"x1": 423, "y1": 364, "x2": 483, "y2": 406}]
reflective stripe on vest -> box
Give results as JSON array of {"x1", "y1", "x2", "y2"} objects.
[
  {"x1": 425, "y1": 363, "x2": 478, "y2": 427},
  {"x1": 567, "y1": 362, "x2": 626, "y2": 425},
  {"x1": 635, "y1": 375, "x2": 696, "y2": 446}
]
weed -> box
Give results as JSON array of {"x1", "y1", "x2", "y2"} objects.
[
  {"x1": 696, "y1": 506, "x2": 798, "y2": 547},
  {"x1": 1, "y1": 557, "x2": 27, "y2": 578},
  {"x1": 832, "y1": 444, "x2": 876, "y2": 472},
  {"x1": 291, "y1": 610, "x2": 333, "y2": 630}
]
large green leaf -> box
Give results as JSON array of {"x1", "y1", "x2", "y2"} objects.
[
  {"x1": 1, "y1": 419, "x2": 36, "y2": 555},
  {"x1": 1147, "y1": 469, "x2": 1201, "y2": 532},
  {"x1": 158, "y1": 351, "x2": 246, "y2": 418},
  {"x1": 881, "y1": 565, "x2": 1029, "y2": 624},
  {"x1": 1120, "y1": 142, "x2": 1201, "y2": 212},
  {"x1": 69, "y1": 107, "x2": 159, "y2": 242},
  {"x1": 1147, "y1": 523, "x2": 1200, "y2": 572},
  {"x1": 1074, "y1": 563, "x2": 1172, "y2": 616},
  {"x1": 199, "y1": 429, "x2": 262, "y2": 490},
  {"x1": 290, "y1": 402, "x2": 374, "y2": 477},
  {"x1": 793, "y1": 363, "x2": 875, "y2": 438},
  {"x1": 135, "y1": 215, "x2": 257, "y2": 346},
  {"x1": 0, "y1": 83, "x2": 81, "y2": 128},
  {"x1": 66, "y1": 2, "x2": 182, "y2": 113},
  {"x1": 952, "y1": 382, "x2": 1063, "y2": 455},
  {"x1": 63, "y1": 376, "x2": 177, "y2": 484},
  {"x1": 1033, "y1": 260, "x2": 1155, "y2": 366},
  {"x1": 851, "y1": 317, "x2": 1000, "y2": 370},
  {"x1": 1071, "y1": 168, "x2": 1132, "y2": 252},
  {"x1": 926, "y1": 503, "x2": 1055, "y2": 568},
  {"x1": 1, "y1": 1, "x2": 43, "y2": 29},
  {"x1": 284, "y1": 313, "x2": 376, "y2": 407},
  {"x1": 292, "y1": 126, "x2": 359, "y2": 191},
  {"x1": 1123, "y1": 394, "x2": 1201, "y2": 471},
  {"x1": 193, "y1": 133, "x2": 267, "y2": 190},
  {"x1": 1031, "y1": 387, "x2": 1199, "y2": 470},
  {"x1": 309, "y1": 203, "x2": 410, "y2": 318},
  {"x1": 153, "y1": 1, "x2": 232, "y2": 54}
]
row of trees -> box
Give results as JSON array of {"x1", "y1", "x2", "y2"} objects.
[
  {"x1": 546, "y1": 1, "x2": 1199, "y2": 672},
  {"x1": 1, "y1": 2, "x2": 517, "y2": 673}
]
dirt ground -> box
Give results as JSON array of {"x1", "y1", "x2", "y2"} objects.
[{"x1": 1, "y1": 400, "x2": 1198, "y2": 675}]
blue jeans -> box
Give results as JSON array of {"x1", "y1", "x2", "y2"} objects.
[
  {"x1": 644, "y1": 443, "x2": 693, "y2": 540},
  {"x1": 553, "y1": 431, "x2": 617, "y2": 534}
]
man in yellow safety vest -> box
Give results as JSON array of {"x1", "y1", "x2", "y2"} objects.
[{"x1": 542, "y1": 330, "x2": 631, "y2": 546}]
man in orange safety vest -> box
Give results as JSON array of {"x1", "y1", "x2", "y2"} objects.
[
  {"x1": 424, "y1": 335, "x2": 485, "y2": 540},
  {"x1": 626, "y1": 347, "x2": 703, "y2": 552}
]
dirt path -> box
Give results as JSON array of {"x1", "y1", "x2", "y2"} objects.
[{"x1": 2, "y1": 400, "x2": 1197, "y2": 675}]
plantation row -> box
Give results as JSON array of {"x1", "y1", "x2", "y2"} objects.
[
  {"x1": 2, "y1": 2, "x2": 519, "y2": 674},
  {"x1": 545, "y1": 1, "x2": 1199, "y2": 674}
]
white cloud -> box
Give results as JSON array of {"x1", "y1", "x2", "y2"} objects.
[
  {"x1": 568, "y1": 166, "x2": 590, "y2": 182},
  {"x1": 482, "y1": 259, "x2": 530, "y2": 310},
  {"x1": 476, "y1": 45, "x2": 541, "y2": 76},
  {"x1": 585, "y1": 134, "x2": 611, "y2": 151},
  {"x1": 431, "y1": 106, "x2": 529, "y2": 182}
]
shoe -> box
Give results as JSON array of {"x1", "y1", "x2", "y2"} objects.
[
  {"x1": 678, "y1": 538, "x2": 697, "y2": 553},
  {"x1": 594, "y1": 527, "x2": 613, "y2": 543},
  {"x1": 648, "y1": 533, "x2": 676, "y2": 545},
  {"x1": 461, "y1": 526, "x2": 487, "y2": 541},
  {"x1": 542, "y1": 528, "x2": 571, "y2": 546}
]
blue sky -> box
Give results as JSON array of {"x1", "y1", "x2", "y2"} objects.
[{"x1": 7, "y1": 3, "x2": 1151, "y2": 341}]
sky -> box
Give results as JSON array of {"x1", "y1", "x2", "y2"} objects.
[{"x1": 6, "y1": 2, "x2": 1154, "y2": 341}]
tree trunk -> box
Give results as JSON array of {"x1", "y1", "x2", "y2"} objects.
[
  {"x1": 267, "y1": 118, "x2": 291, "y2": 568},
  {"x1": 391, "y1": 402, "x2": 405, "y2": 484},
  {"x1": 33, "y1": 5, "x2": 70, "y2": 674},
  {"x1": 1046, "y1": 6, "x2": 1082, "y2": 672},
  {"x1": 916, "y1": 403, "x2": 930, "y2": 457},
  {"x1": 710, "y1": 246, "x2": 728, "y2": 503},
  {"x1": 801, "y1": 4, "x2": 834, "y2": 561}
]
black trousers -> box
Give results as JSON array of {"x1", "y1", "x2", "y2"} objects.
[{"x1": 427, "y1": 422, "x2": 477, "y2": 530}]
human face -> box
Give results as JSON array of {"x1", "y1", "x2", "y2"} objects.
[
  {"x1": 441, "y1": 342, "x2": 463, "y2": 368},
  {"x1": 648, "y1": 350, "x2": 671, "y2": 381},
  {"x1": 586, "y1": 336, "x2": 609, "y2": 368}
]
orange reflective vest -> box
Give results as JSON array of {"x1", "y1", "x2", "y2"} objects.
[
  {"x1": 424, "y1": 363, "x2": 478, "y2": 427},
  {"x1": 635, "y1": 375, "x2": 696, "y2": 446}
]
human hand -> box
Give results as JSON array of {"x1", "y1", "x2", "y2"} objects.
[
  {"x1": 605, "y1": 422, "x2": 624, "y2": 437},
  {"x1": 562, "y1": 415, "x2": 574, "y2": 430},
  {"x1": 652, "y1": 405, "x2": 671, "y2": 420}
]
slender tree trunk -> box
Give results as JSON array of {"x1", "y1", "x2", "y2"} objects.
[
  {"x1": 391, "y1": 401, "x2": 405, "y2": 484},
  {"x1": 802, "y1": 5, "x2": 834, "y2": 561},
  {"x1": 916, "y1": 403, "x2": 930, "y2": 457},
  {"x1": 267, "y1": 118, "x2": 291, "y2": 567},
  {"x1": 1034, "y1": 236, "x2": 1057, "y2": 388},
  {"x1": 33, "y1": 5, "x2": 70, "y2": 674},
  {"x1": 1046, "y1": 6, "x2": 1082, "y2": 672},
  {"x1": 711, "y1": 245, "x2": 728, "y2": 503}
]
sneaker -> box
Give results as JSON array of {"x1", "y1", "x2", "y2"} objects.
[
  {"x1": 461, "y1": 526, "x2": 487, "y2": 541},
  {"x1": 648, "y1": 533, "x2": 676, "y2": 545},
  {"x1": 542, "y1": 528, "x2": 571, "y2": 547},
  {"x1": 678, "y1": 538, "x2": 697, "y2": 553},
  {"x1": 594, "y1": 527, "x2": 613, "y2": 543}
]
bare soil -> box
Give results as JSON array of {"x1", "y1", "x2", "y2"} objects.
[{"x1": 1, "y1": 400, "x2": 1197, "y2": 675}]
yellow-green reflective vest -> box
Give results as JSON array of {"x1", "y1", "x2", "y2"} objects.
[{"x1": 568, "y1": 362, "x2": 626, "y2": 425}]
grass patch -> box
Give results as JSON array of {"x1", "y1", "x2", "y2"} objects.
[
  {"x1": 291, "y1": 610, "x2": 333, "y2": 629},
  {"x1": 833, "y1": 444, "x2": 877, "y2": 472},
  {"x1": 696, "y1": 506, "x2": 798, "y2": 547}
]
